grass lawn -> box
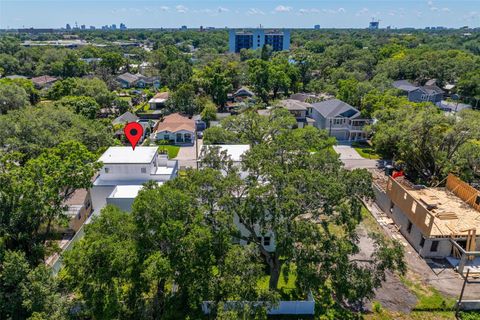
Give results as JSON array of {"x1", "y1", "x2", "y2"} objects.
[
  {"x1": 400, "y1": 276, "x2": 456, "y2": 311},
  {"x1": 352, "y1": 141, "x2": 381, "y2": 159},
  {"x1": 133, "y1": 102, "x2": 148, "y2": 113},
  {"x1": 257, "y1": 264, "x2": 299, "y2": 300},
  {"x1": 157, "y1": 145, "x2": 180, "y2": 159}
]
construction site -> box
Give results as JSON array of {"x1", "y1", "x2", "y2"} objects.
[{"x1": 372, "y1": 172, "x2": 480, "y2": 278}]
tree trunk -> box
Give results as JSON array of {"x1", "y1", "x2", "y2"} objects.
[
  {"x1": 268, "y1": 258, "x2": 282, "y2": 290},
  {"x1": 153, "y1": 278, "x2": 166, "y2": 316}
]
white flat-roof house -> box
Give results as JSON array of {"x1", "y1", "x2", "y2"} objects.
[
  {"x1": 200, "y1": 144, "x2": 275, "y2": 252},
  {"x1": 91, "y1": 147, "x2": 178, "y2": 213}
]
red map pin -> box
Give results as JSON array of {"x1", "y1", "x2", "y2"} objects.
[{"x1": 124, "y1": 122, "x2": 144, "y2": 150}]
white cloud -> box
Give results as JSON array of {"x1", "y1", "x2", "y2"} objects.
[
  {"x1": 430, "y1": 6, "x2": 439, "y2": 11},
  {"x1": 247, "y1": 8, "x2": 265, "y2": 15},
  {"x1": 338, "y1": 7, "x2": 346, "y2": 13},
  {"x1": 176, "y1": 5, "x2": 188, "y2": 13},
  {"x1": 355, "y1": 7, "x2": 369, "y2": 16},
  {"x1": 298, "y1": 8, "x2": 320, "y2": 15},
  {"x1": 441, "y1": 7, "x2": 451, "y2": 12},
  {"x1": 218, "y1": 6, "x2": 229, "y2": 13},
  {"x1": 160, "y1": 6, "x2": 169, "y2": 11},
  {"x1": 275, "y1": 5, "x2": 292, "y2": 12},
  {"x1": 427, "y1": 0, "x2": 434, "y2": 6}
]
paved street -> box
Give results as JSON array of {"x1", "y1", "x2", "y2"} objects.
[{"x1": 333, "y1": 144, "x2": 379, "y2": 169}]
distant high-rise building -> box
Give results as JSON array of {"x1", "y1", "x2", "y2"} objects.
[
  {"x1": 229, "y1": 28, "x2": 290, "y2": 53},
  {"x1": 111, "y1": 24, "x2": 117, "y2": 30},
  {"x1": 81, "y1": 24, "x2": 86, "y2": 30},
  {"x1": 120, "y1": 23, "x2": 127, "y2": 30},
  {"x1": 90, "y1": 26, "x2": 95, "y2": 30},
  {"x1": 369, "y1": 20, "x2": 379, "y2": 30},
  {"x1": 181, "y1": 25, "x2": 187, "y2": 30},
  {"x1": 66, "y1": 23, "x2": 71, "y2": 30},
  {"x1": 314, "y1": 24, "x2": 320, "y2": 30}
]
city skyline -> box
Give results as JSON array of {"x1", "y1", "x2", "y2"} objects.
[{"x1": 1, "y1": 0, "x2": 479, "y2": 29}]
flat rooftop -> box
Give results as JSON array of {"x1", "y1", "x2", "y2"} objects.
[
  {"x1": 108, "y1": 185, "x2": 143, "y2": 199},
  {"x1": 202, "y1": 144, "x2": 250, "y2": 162},
  {"x1": 108, "y1": 182, "x2": 165, "y2": 199},
  {"x1": 98, "y1": 146, "x2": 157, "y2": 164}
]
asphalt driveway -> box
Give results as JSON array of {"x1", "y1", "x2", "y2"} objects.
[{"x1": 333, "y1": 145, "x2": 379, "y2": 169}]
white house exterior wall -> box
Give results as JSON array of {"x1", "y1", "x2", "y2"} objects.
[
  {"x1": 91, "y1": 185, "x2": 116, "y2": 213},
  {"x1": 233, "y1": 213, "x2": 275, "y2": 252},
  {"x1": 106, "y1": 197, "x2": 135, "y2": 212}
]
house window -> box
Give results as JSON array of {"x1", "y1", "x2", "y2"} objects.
[
  {"x1": 141, "y1": 167, "x2": 147, "y2": 173},
  {"x1": 263, "y1": 237, "x2": 271, "y2": 246},
  {"x1": 85, "y1": 200, "x2": 91, "y2": 210},
  {"x1": 164, "y1": 135, "x2": 169, "y2": 141},
  {"x1": 430, "y1": 240, "x2": 439, "y2": 252},
  {"x1": 407, "y1": 220, "x2": 413, "y2": 233},
  {"x1": 77, "y1": 212, "x2": 82, "y2": 220},
  {"x1": 257, "y1": 236, "x2": 262, "y2": 243},
  {"x1": 419, "y1": 237, "x2": 425, "y2": 248},
  {"x1": 104, "y1": 167, "x2": 109, "y2": 173}
]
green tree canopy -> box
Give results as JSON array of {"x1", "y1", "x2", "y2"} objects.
[
  {"x1": 0, "y1": 141, "x2": 101, "y2": 263},
  {"x1": 56, "y1": 95, "x2": 101, "y2": 119},
  {"x1": 372, "y1": 105, "x2": 480, "y2": 184},
  {"x1": 0, "y1": 82, "x2": 29, "y2": 114},
  {"x1": 0, "y1": 104, "x2": 114, "y2": 160}
]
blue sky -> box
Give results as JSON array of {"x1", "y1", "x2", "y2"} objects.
[{"x1": 0, "y1": 0, "x2": 479, "y2": 29}]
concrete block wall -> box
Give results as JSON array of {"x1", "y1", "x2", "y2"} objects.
[{"x1": 373, "y1": 183, "x2": 391, "y2": 213}]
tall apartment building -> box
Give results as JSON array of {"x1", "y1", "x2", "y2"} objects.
[{"x1": 229, "y1": 28, "x2": 290, "y2": 53}]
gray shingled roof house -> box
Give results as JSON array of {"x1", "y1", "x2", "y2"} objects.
[
  {"x1": 112, "y1": 111, "x2": 139, "y2": 126},
  {"x1": 116, "y1": 73, "x2": 160, "y2": 89},
  {"x1": 309, "y1": 99, "x2": 369, "y2": 141},
  {"x1": 392, "y1": 80, "x2": 444, "y2": 104}
]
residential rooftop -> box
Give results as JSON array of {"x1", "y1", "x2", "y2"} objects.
[
  {"x1": 108, "y1": 185, "x2": 144, "y2": 199},
  {"x1": 202, "y1": 144, "x2": 250, "y2": 162},
  {"x1": 154, "y1": 113, "x2": 195, "y2": 133},
  {"x1": 279, "y1": 99, "x2": 310, "y2": 111},
  {"x1": 98, "y1": 146, "x2": 158, "y2": 164},
  {"x1": 311, "y1": 99, "x2": 360, "y2": 118}
]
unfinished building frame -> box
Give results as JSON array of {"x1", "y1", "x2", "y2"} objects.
[{"x1": 381, "y1": 174, "x2": 480, "y2": 276}]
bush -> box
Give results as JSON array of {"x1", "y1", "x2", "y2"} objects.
[
  {"x1": 156, "y1": 139, "x2": 171, "y2": 146},
  {"x1": 372, "y1": 301, "x2": 382, "y2": 313}
]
